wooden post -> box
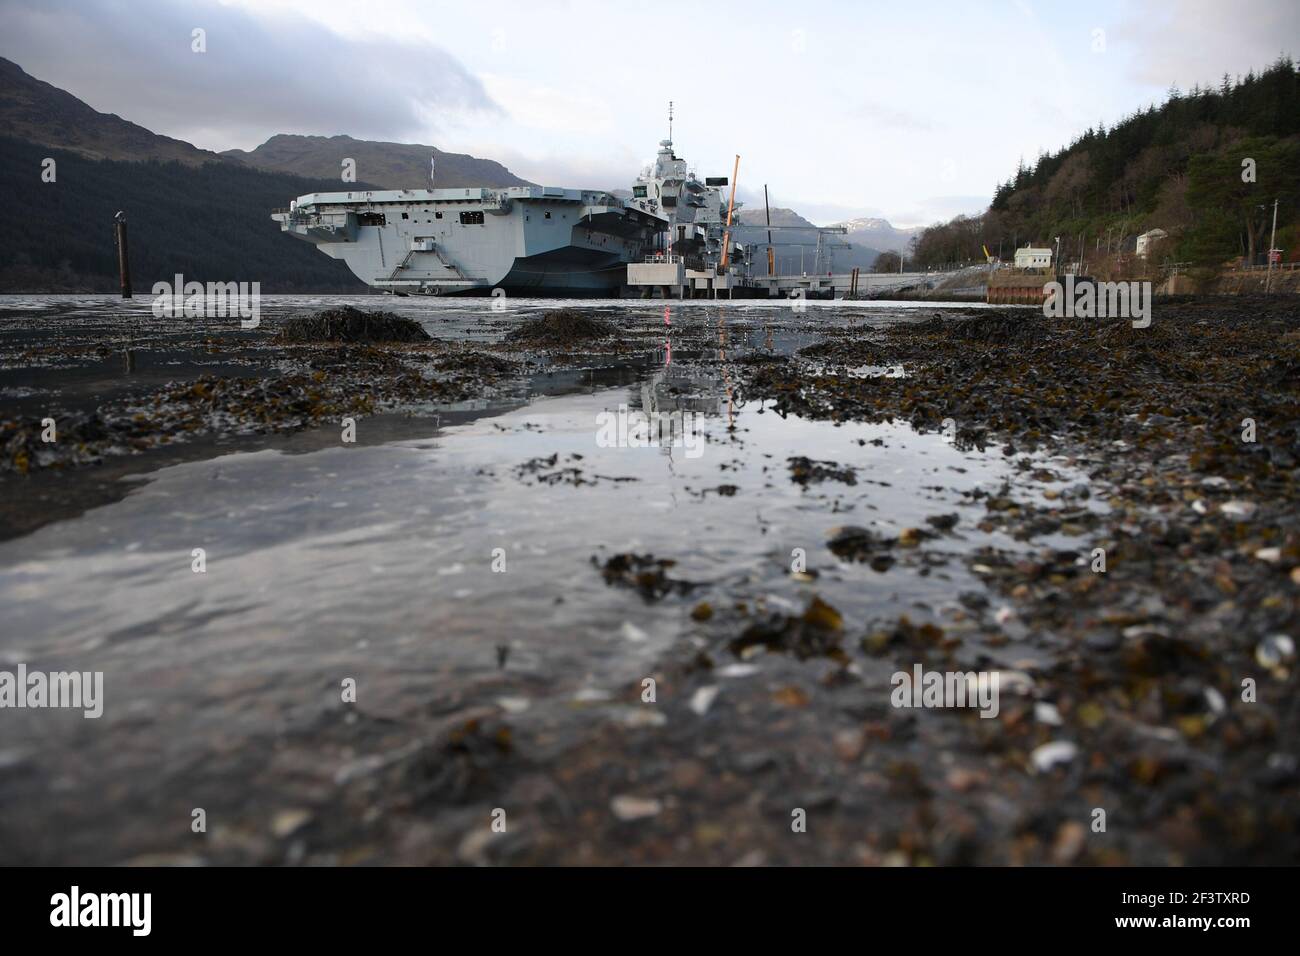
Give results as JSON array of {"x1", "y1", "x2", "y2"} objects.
[{"x1": 114, "y1": 211, "x2": 132, "y2": 299}]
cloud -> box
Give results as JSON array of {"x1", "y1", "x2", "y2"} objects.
[
  {"x1": 480, "y1": 74, "x2": 615, "y2": 135},
  {"x1": 0, "y1": 0, "x2": 499, "y2": 151},
  {"x1": 1115, "y1": 0, "x2": 1298, "y2": 90},
  {"x1": 852, "y1": 100, "x2": 936, "y2": 133},
  {"x1": 875, "y1": 195, "x2": 991, "y2": 230}
]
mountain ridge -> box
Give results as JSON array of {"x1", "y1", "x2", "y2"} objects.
[
  {"x1": 0, "y1": 56, "x2": 220, "y2": 166},
  {"x1": 829, "y1": 216, "x2": 923, "y2": 255},
  {"x1": 221, "y1": 133, "x2": 533, "y2": 190}
]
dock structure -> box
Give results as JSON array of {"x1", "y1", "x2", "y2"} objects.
[
  {"x1": 626, "y1": 255, "x2": 940, "y2": 299},
  {"x1": 987, "y1": 269, "x2": 1052, "y2": 304}
]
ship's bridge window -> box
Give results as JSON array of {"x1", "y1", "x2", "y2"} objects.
[
  {"x1": 460, "y1": 210, "x2": 485, "y2": 225},
  {"x1": 633, "y1": 185, "x2": 647, "y2": 198}
]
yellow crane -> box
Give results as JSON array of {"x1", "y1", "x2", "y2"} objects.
[{"x1": 720, "y1": 154, "x2": 740, "y2": 271}]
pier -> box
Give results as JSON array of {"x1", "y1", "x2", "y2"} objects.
[{"x1": 625, "y1": 255, "x2": 944, "y2": 299}]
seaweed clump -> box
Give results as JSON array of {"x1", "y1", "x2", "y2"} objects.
[
  {"x1": 277, "y1": 306, "x2": 431, "y2": 343},
  {"x1": 946, "y1": 312, "x2": 1047, "y2": 344},
  {"x1": 728, "y1": 595, "x2": 846, "y2": 660},
  {"x1": 506, "y1": 309, "x2": 616, "y2": 345},
  {"x1": 595, "y1": 552, "x2": 696, "y2": 601}
]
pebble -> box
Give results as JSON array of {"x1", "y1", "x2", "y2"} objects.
[
  {"x1": 1034, "y1": 702, "x2": 1063, "y2": 726},
  {"x1": 1084, "y1": 631, "x2": 1121, "y2": 652},
  {"x1": 995, "y1": 670, "x2": 1036, "y2": 695},
  {"x1": 689, "y1": 685, "x2": 719, "y2": 715},
  {"x1": 457, "y1": 828, "x2": 496, "y2": 866},
  {"x1": 1255, "y1": 634, "x2": 1295, "y2": 673},
  {"x1": 1122, "y1": 623, "x2": 1169, "y2": 640},
  {"x1": 270, "y1": 809, "x2": 313, "y2": 839},
  {"x1": 945, "y1": 767, "x2": 987, "y2": 792},
  {"x1": 620, "y1": 622, "x2": 649, "y2": 642},
  {"x1": 617, "y1": 708, "x2": 667, "y2": 728},
  {"x1": 1051, "y1": 821, "x2": 1087, "y2": 864},
  {"x1": 1030, "y1": 740, "x2": 1078, "y2": 773},
  {"x1": 610, "y1": 795, "x2": 662, "y2": 821},
  {"x1": 735, "y1": 751, "x2": 777, "y2": 774},
  {"x1": 833, "y1": 729, "x2": 866, "y2": 762},
  {"x1": 672, "y1": 761, "x2": 707, "y2": 788},
  {"x1": 1267, "y1": 752, "x2": 1298, "y2": 775},
  {"x1": 1203, "y1": 687, "x2": 1227, "y2": 716},
  {"x1": 717, "y1": 663, "x2": 760, "y2": 678}
]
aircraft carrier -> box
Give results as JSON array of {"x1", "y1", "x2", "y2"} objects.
[{"x1": 271, "y1": 125, "x2": 738, "y2": 297}]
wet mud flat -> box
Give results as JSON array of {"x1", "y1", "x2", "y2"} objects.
[
  {"x1": 0, "y1": 295, "x2": 1297, "y2": 865},
  {"x1": 0, "y1": 299, "x2": 656, "y2": 538}
]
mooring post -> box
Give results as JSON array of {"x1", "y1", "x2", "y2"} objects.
[{"x1": 114, "y1": 211, "x2": 132, "y2": 299}]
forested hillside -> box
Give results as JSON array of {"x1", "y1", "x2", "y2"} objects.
[
  {"x1": 0, "y1": 137, "x2": 366, "y2": 292},
  {"x1": 909, "y1": 57, "x2": 1300, "y2": 270}
]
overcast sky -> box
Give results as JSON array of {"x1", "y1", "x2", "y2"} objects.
[{"x1": 1, "y1": 0, "x2": 1295, "y2": 226}]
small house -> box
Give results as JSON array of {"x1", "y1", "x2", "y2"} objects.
[
  {"x1": 1013, "y1": 246, "x2": 1052, "y2": 269},
  {"x1": 1136, "y1": 228, "x2": 1168, "y2": 259}
]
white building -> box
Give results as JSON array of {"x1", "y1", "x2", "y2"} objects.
[
  {"x1": 1136, "y1": 228, "x2": 1169, "y2": 259},
  {"x1": 1013, "y1": 246, "x2": 1053, "y2": 269}
]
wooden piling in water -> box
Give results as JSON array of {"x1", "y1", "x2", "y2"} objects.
[{"x1": 114, "y1": 211, "x2": 132, "y2": 299}]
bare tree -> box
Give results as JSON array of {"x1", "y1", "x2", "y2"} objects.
[{"x1": 873, "y1": 251, "x2": 902, "y2": 273}]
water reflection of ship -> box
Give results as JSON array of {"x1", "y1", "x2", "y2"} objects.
[
  {"x1": 635, "y1": 362, "x2": 725, "y2": 454},
  {"x1": 639, "y1": 309, "x2": 752, "y2": 435},
  {"x1": 640, "y1": 363, "x2": 724, "y2": 417}
]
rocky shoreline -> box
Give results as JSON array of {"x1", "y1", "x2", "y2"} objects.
[{"x1": 1, "y1": 295, "x2": 1296, "y2": 865}]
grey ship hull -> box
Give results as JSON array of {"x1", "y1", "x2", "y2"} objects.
[
  {"x1": 272, "y1": 186, "x2": 665, "y2": 297},
  {"x1": 497, "y1": 247, "x2": 630, "y2": 295}
]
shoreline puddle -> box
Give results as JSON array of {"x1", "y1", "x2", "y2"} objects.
[{"x1": 0, "y1": 350, "x2": 1103, "y2": 856}]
